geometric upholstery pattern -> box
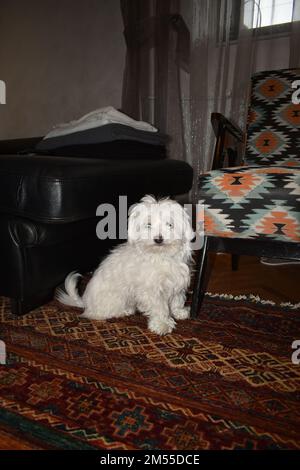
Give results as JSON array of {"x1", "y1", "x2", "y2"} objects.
[
  {"x1": 245, "y1": 69, "x2": 300, "y2": 166},
  {"x1": 198, "y1": 68, "x2": 300, "y2": 244},
  {"x1": 198, "y1": 166, "x2": 300, "y2": 243}
]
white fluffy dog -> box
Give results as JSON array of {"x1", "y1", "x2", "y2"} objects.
[{"x1": 56, "y1": 195, "x2": 194, "y2": 335}]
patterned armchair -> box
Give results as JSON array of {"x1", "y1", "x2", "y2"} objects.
[{"x1": 191, "y1": 68, "x2": 300, "y2": 317}]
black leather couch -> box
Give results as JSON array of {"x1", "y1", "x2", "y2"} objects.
[{"x1": 0, "y1": 137, "x2": 193, "y2": 315}]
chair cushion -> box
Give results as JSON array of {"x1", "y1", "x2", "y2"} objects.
[
  {"x1": 198, "y1": 165, "x2": 300, "y2": 243},
  {"x1": 0, "y1": 154, "x2": 193, "y2": 223}
]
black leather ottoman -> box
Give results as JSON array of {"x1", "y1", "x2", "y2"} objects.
[{"x1": 0, "y1": 138, "x2": 193, "y2": 315}]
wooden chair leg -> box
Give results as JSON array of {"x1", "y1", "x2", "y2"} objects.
[
  {"x1": 231, "y1": 254, "x2": 239, "y2": 271},
  {"x1": 190, "y1": 236, "x2": 209, "y2": 318}
]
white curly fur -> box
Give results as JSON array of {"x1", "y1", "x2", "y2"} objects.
[{"x1": 56, "y1": 195, "x2": 194, "y2": 335}]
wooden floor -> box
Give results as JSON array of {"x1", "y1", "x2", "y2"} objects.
[
  {"x1": 207, "y1": 254, "x2": 300, "y2": 303},
  {"x1": 0, "y1": 254, "x2": 299, "y2": 449}
]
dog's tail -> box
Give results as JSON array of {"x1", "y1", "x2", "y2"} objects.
[{"x1": 56, "y1": 271, "x2": 84, "y2": 308}]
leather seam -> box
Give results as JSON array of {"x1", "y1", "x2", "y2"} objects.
[{"x1": 16, "y1": 175, "x2": 24, "y2": 207}]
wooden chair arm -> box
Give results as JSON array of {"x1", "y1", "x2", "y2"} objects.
[
  {"x1": 211, "y1": 112, "x2": 244, "y2": 142},
  {"x1": 211, "y1": 113, "x2": 246, "y2": 170}
]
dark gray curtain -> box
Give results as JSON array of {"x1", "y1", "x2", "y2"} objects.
[{"x1": 121, "y1": 0, "x2": 190, "y2": 161}]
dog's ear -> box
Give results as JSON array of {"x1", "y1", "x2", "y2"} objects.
[
  {"x1": 172, "y1": 203, "x2": 194, "y2": 242},
  {"x1": 169, "y1": 201, "x2": 195, "y2": 242},
  {"x1": 182, "y1": 207, "x2": 195, "y2": 242},
  {"x1": 127, "y1": 201, "x2": 145, "y2": 243},
  {"x1": 128, "y1": 195, "x2": 157, "y2": 242},
  {"x1": 128, "y1": 201, "x2": 140, "y2": 218}
]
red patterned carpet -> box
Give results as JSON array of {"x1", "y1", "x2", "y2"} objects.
[{"x1": 0, "y1": 293, "x2": 300, "y2": 450}]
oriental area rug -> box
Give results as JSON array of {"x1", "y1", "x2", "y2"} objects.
[{"x1": 0, "y1": 292, "x2": 299, "y2": 450}]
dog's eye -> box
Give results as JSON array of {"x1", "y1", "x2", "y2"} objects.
[
  {"x1": 166, "y1": 222, "x2": 173, "y2": 228},
  {"x1": 145, "y1": 222, "x2": 152, "y2": 228}
]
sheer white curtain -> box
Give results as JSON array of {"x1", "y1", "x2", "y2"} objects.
[
  {"x1": 189, "y1": 0, "x2": 300, "y2": 201},
  {"x1": 121, "y1": 0, "x2": 300, "y2": 200}
]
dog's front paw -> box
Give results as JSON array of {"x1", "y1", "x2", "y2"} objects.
[
  {"x1": 172, "y1": 307, "x2": 190, "y2": 320},
  {"x1": 148, "y1": 317, "x2": 176, "y2": 336}
]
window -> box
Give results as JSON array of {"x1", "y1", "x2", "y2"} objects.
[
  {"x1": 244, "y1": 0, "x2": 294, "y2": 29},
  {"x1": 217, "y1": 0, "x2": 294, "y2": 42}
]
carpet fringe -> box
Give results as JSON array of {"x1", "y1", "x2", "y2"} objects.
[{"x1": 204, "y1": 292, "x2": 300, "y2": 310}]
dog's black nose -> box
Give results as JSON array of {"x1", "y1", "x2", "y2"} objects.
[{"x1": 154, "y1": 236, "x2": 164, "y2": 244}]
